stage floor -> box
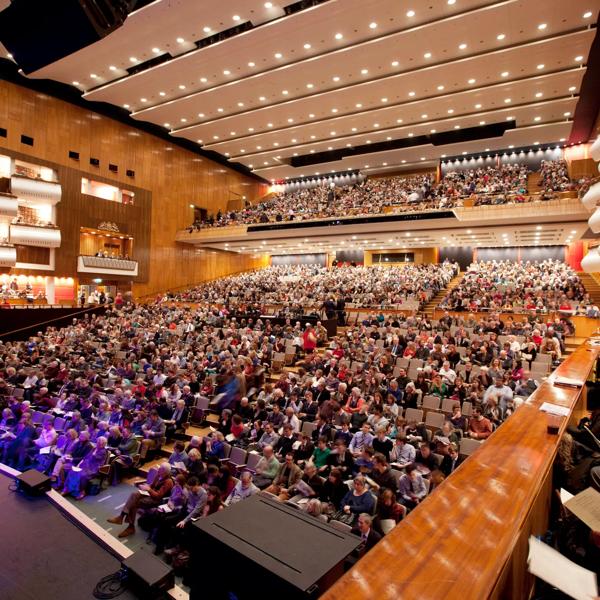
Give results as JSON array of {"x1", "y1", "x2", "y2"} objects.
[{"x1": 0, "y1": 473, "x2": 138, "y2": 600}]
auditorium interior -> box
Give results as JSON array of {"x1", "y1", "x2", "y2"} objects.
[{"x1": 1, "y1": 1, "x2": 600, "y2": 599}]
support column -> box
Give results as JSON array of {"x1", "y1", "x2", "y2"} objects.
[{"x1": 45, "y1": 276, "x2": 55, "y2": 304}]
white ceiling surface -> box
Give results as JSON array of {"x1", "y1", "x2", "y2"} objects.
[
  {"x1": 19, "y1": 0, "x2": 600, "y2": 178},
  {"x1": 251, "y1": 121, "x2": 575, "y2": 180},
  {"x1": 195, "y1": 222, "x2": 588, "y2": 255}
]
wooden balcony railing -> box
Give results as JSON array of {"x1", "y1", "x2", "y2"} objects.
[{"x1": 322, "y1": 342, "x2": 599, "y2": 600}]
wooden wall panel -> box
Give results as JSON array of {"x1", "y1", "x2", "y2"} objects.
[
  {"x1": 364, "y1": 247, "x2": 438, "y2": 266},
  {"x1": 0, "y1": 80, "x2": 270, "y2": 297},
  {"x1": 15, "y1": 245, "x2": 50, "y2": 265}
]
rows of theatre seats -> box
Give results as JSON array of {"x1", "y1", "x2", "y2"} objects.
[
  {"x1": 440, "y1": 259, "x2": 593, "y2": 314},
  {"x1": 0, "y1": 285, "x2": 573, "y2": 565},
  {"x1": 188, "y1": 161, "x2": 576, "y2": 229},
  {"x1": 171, "y1": 263, "x2": 458, "y2": 312}
]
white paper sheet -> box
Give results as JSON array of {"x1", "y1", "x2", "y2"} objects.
[
  {"x1": 539, "y1": 402, "x2": 570, "y2": 417},
  {"x1": 527, "y1": 536, "x2": 598, "y2": 600}
]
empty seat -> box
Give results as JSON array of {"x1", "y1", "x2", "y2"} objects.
[
  {"x1": 441, "y1": 398, "x2": 460, "y2": 414},
  {"x1": 301, "y1": 421, "x2": 317, "y2": 438},
  {"x1": 396, "y1": 357, "x2": 410, "y2": 369},
  {"x1": 421, "y1": 395, "x2": 441, "y2": 411},
  {"x1": 227, "y1": 447, "x2": 248, "y2": 472},
  {"x1": 404, "y1": 408, "x2": 424, "y2": 423},
  {"x1": 459, "y1": 437, "x2": 483, "y2": 456},
  {"x1": 425, "y1": 411, "x2": 445, "y2": 430},
  {"x1": 244, "y1": 451, "x2": 262, "y2": 473},
  {"x1": 461, "y1": 401, "x2": 473, "y2": 417}
]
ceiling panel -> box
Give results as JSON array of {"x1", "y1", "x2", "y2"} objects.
[
  {"x1": 82, "y1": 0, "x2": 495, "y2": 106},
  {"x1": 204, "y1": 76, "x2": 580, "y2": 162},
  {"x1": 28, "y1": 0, "x2": 287, "y2": 84},
  {"x1": 252, "y1": 121, "x2": 573, "y2": 179}
]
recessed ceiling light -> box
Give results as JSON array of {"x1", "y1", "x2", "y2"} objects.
[
  {"x1": 373, "y1": 123, "x2": 380, "y2": 128},
  {"x1": 424, "y1": 52, "x2": 432, "y2": 58},
  {"x1": 140, "y1": 97, "x2": 147, "y2": 102},
  {"x1": 108, "y1": 65, "x2": 117, "y2": 71},
  {"x1": 230, "y1": 131, "x2": 236, "y2": 135},
  {"x1": 361, "y1": 68, "x2": 368, "y2": 74},
  {"x1": 90, "y1": 73, "x2": 98, "y2": 78},
  {"x1": 506, "y1": 116, "x2": 514, "y2": 120},
  {"x1": 504, "y1": 98, "x2": 511, "y2": 103},
  {"x1": 73, "y1": 81, "x2": 80, "y2": 85},
  {"x1": 203, "y1": 26, "x2": 211, "y2": 33},
  {"x1": 335, "y1": 32, "x2": 343, "y2": 40},
  {"x1": 247, "y1": 62, "x2": 256, "y2": 68},
  {"x1": 351, "y1": 127, "x2": 357, "y2": 132},
  {"x1": 267, "y1": 122, "x2": 273, "y2": 127},
  {"x1": 564, "y1": 111, "x2": 571, "y2": 117},
  {"x1": 406, "y1": 10, "x2": 415, "y2": 17},
  {"x1": 152, "y1": 47, "x2": 161, "y2": 53},
  {"x1": 458, "y1": 43, "x2": 467, "y2": 50},
  {"x1": 408, "y1": 91, "x2": 416, "y2": 97},
  {"x1": 408, "y1": 133, "x2": 414, "y2": 137},
  {"x1": 447, "y1": 108, "x2": 454, "y2": 114},
  {"x1": 129, "y1": 57, "x2": 138, "y2": 63},
  {"x1": 397, "y1": 118, "x2": 403, "y2": 123},
  {"x1": 176, "y1": 37, "x2": 185, "y2": 43},
  {"x1": 534, "y1": 116, "x2": 541, "y2": 121},
  {"x1": 223, "y1": 69, "x2": 231, "y2": 75},
  {"x1": 475, "y1": 103, "x2": 482, "y2": 109},
  {"x1": 233, "y1": 15, "x2": 241, "y2": 21},
  {"x1": 291, "y1": 138, "x2": 297, "y2": 142},
  {"x1": 287, "y1": 117, "x2": 294, "y2": 123},
  {"x1": 309, "y1": 113, "x2": 315, "y2": 118},
  {"x1": 537, "y1": 64, "x2": 545, "y2": 70},
  {"x1": 381, "y1": 97, "x2": 388, "y2": 103},
  {"x1": 158, "y1": 91, "x2": 166, "y2": 97},
  {"x1": 355, "y1": 103, "x2": 362, "y2": 108},
  {"x1": 448, "y1": 0, "x2": 456, "y2": 4},
  {"x1": 123, "y1": 103, "x2": 130, "y2": 108},
  {"x1": 454, "y1": 125, "x2": 461, "y2": 129},
  {"x1": 306, "y1": 83, "x2": 314, "y2": 88},
  {"x1": 200, "y1": 77, "x2": 208, "y2": 83},
  {"x1": 179, "y1": 84, "x2": 186, "y2": 89},
  {"x1": 282, "y1": 90, "x2": 289, "y2": 95},
  {"x1": 575, "y1": 55, "x2": 584, "y2": 62},
  {"x1": 391, "y1": 60, "x2": 400, "y2": 67},
  {"x1": 163, "y1": 123, "x2": 170, "y2": 127},
  {"x1": 497, "y1": 33, "x2": 506, "y2": 40},
  {"x1": 369, "y1": 22, "x2": 377, "y2": 29},
  {"x1": 303, "y1": 43, "x2": 311, "y2": 49},
  {"x1": 437, "y1": 84, "x2": 445, "y2": 90},
  {"x1": 508, "y1": 144, "x2": 514, "y2": 148},
  {"x1": 468, "y1": 78, "x2": 476, "y2": 84},
  {"x1": 401, "y1": 159, "x2": 407, "y2": 163},
  {"x1": 501, "y1": 71, "x2": 509, "y2": 77},
  {"x1": 430, "y1": 129, "x2": 436, "y2": 133},
  {"x1": 479, "y1": 121, "x2": 486, "y2": 125},
  {"x1": 217, "y1": 107, "x2": 224, "y2": 112},
  {"x1": 310, "y1": 135, "x2": 316, "y2": 139},
  {"x1": 421, "y1": 114, "x2": 428, "y2": 118},
  {"x1": 535, "y1": 92, "x2": 543, "y2": 98},
  {"x1": 331, "y1": 108, "x2": 338, "y2": 113},
  {"x1": 248, "y1": 127, "x2": 254, "y2": 132},
  {"x1": 259, "y1": 96, "x2": 266, "y2": 101}
]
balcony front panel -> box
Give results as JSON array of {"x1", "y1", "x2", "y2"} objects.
[
  {"x1": 77, "y1": 255, "x2": 138, "y2": 277},
  {"x1": 9, "y1": 224, "x2": 61, "y2": 247},
  {"x1": 10, "y1": 175, "x2": 62, "y2": 205}
]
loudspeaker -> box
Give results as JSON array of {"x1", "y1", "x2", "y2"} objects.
[
  {"x1": 0, "y1": 0, "x2": 133, "y2": 74},
  {"x1": 16, "y1": 469, "x2": 51, "y2": 496},
  {"x1": 121, "y1": 549, "x2": 174, "y2": 599}
]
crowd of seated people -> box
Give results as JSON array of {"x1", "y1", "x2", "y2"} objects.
[
  {"x1": 538, "y1": 159, "x2": 572, "y2": 192},
  {"x1": 440, "y1": 260, "x2": 594, "y2": 315},
  {"x1": 188, "y1": 161, "x2": 575, "y2": 230},
  {"x1": 172, "y1": 263, "x2": 459, "y2": 312},
  {"x1": 0, "y1": 286, "x2": 575, "y2": 565}
]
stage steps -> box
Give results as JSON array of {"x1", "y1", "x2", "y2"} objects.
[{"x1": 578, "y1": 272, "x2": 600, "y2": 306}]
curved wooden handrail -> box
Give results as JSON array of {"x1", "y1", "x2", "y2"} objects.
[{"x1": 321, "y1": 343, "x2": 598, "y2": 600}]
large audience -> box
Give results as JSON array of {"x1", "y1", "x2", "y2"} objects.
[
  {"x1": 440, "y1": 260, "x2": 594, "y2": 314},
  {"x1": 190, "y1": 161, "x2": 576, "y2": 229},
  {"x1": 0, "y1": 278, "x2": 576, "y2": 568},
  {"x1": 172, "y1": 263, "x2": 459, "y2": 313}
]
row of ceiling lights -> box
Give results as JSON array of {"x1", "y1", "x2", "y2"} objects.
[
  {"x1": 85, "y1": 10, "x2": 593, "y2": 111},
  {"x1": 200, "y1": 100, "x2": 574, "y2": 150}
]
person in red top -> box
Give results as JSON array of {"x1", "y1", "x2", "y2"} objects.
[
  {"x1": 303, "y1": 323, "x2": 317, "y2": 354},
  {"x1": 468, "y1": 407, "x2": 493, "y2": 440}
]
